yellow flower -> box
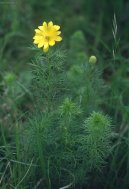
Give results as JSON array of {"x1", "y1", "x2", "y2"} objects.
[{"x1": 33, "y1": 21, "x2": 62, "y2": 52}]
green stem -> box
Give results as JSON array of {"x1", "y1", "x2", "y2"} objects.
[
  {"x1": 47, "y1": 159, "x2": 51, "y2": 189},
  {"x1": 46, "y1": 54, "x2": 52, "y2": 112}
]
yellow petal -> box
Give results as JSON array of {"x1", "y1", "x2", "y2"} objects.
[
  {"x1": 33, "y1": 35, "x2": 43, "y2": 41},
  {"x1": 38, "y1": 26, "x2": 45, "y2": 31},
  {"x1": 33, "y1": 39, "x2": 39, "y2": 44},
  {"x1": 38, "y1": 42, "x2": 44, "y2": 48},
  {"x1": 43, "y1": 43, "x2": 49, "y2": 52},
  {"x1": 42, "y1": 22, "x2": 48, "y2": 31},
  {"x1": 43, "y1": 22, "x2": 47, "y2": 27},
  {"x1": 49, "y1": 40, "x2": 55, "y2": 46},
  {"x1": 57, "y1": 31, "x2": 61, "y2": 35},
  {"x1": 35, "y1": 29, "x2": 41, "y2": 34},
  {"x1": 48, "y1": 21, "x2": 53, "y2": 27},
  {"x1": 43, "y1": 46, "x2": 49, "y2": 53},
  {"x1": 33, "y1": 36, "x2": 39, "y2": 40},
  {"x1": 55, "y1": 36, "x2": 62, "y2": 41},
  {"x1": 54, "y1": 25, "x2": 60, "y2": 30},
  {"x1": 44, "y1": 42, "x2": 49, "y2": 49},
  {"x1": 33, "y1": 35, "x2": 39, "y2": 39}
]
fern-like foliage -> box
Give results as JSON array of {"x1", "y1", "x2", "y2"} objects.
[
  {"x1": 23, "y1": 47, "x2": 113, "y2": 189},
  {"x1": 30, "y1": 47, "x2": 67, "y2": 112},
  {"x1": 67, "y1": 30, "x2": 105, "y2": 115},
  {"x1": 83, "y1": 111, "x2": 112, "y2": 170}
]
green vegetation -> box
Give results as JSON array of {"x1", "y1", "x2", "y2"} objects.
[{"x1": 0, "y1": 0, "x2": 129, "y2": 188}]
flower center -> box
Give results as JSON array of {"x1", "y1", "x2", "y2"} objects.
[{"x1": 45, "y1": 35, "x2": 50, "y2": 41}]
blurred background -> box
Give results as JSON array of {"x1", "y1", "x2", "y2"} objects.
[
  {"x1": 0, "y1": 0, "x2": 129, "y2": 128},
  {"x1": 1, "y1": 0, "x2": 129, "y2": 128},
  {"x1": 1, "y1": 0, "x2": 129, "y2": 66}
]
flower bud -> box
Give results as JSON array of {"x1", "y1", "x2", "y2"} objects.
[{"x1": 89, "y1": 55, "x2": 97, "y2": 64}]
